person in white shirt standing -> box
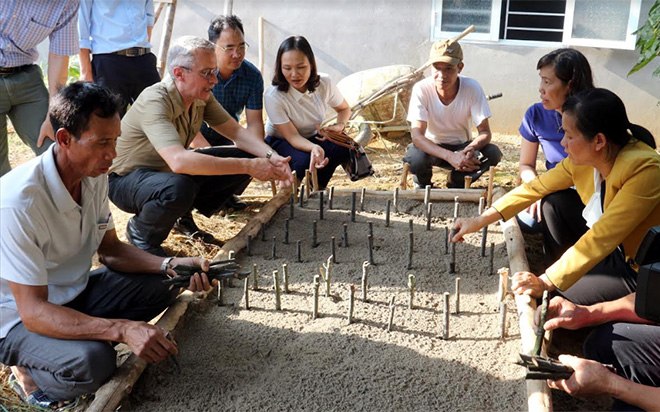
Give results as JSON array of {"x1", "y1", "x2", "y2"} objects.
[{"x1": 403, "y1": 39, "x2": 501, "y2": 188}]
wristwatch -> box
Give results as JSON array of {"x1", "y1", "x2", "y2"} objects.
[
  {"x1": 266, "y1": 149, "x2": 273, "y2": 159},
  {"x1": 161, "y1": 257, "x2": 174, "y2": 276}
]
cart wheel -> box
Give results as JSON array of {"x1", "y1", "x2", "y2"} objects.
[{"x1": 354, "y1": 122, "x2": 373, "y2": 147}]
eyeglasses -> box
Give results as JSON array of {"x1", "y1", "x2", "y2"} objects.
[
  {"x1": 180, "y1": 66, "x2": 219, "y2": 80},
  {"x1": 215, "y1": 43, "x2": 249, "y2": 54}
]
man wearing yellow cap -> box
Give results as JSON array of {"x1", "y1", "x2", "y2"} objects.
[{"x1": 403, "y1": 40, "x2": 501, "y2": 188}]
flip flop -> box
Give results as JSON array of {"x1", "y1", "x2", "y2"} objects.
[{"x1": 8, "y1": 373, "x2": 80, "y2": 411}]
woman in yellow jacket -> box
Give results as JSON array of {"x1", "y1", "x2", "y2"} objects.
[{"x1": 453, "y1": 88, "x2": 659, "y2": 305}]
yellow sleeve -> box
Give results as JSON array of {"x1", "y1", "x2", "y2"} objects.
[
  {"x1": 547, "y1": 155, "x2": 660, "y2": 290},
  {"x1": 492, "y1": 159, "x2": 577, "y2": 221}
]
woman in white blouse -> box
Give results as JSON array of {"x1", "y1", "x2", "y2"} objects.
[{"x1": 264, "y1": 36, "x2": 351, "y2": 189}]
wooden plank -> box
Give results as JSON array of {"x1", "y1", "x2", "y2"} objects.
[
  {"x1": 494, "y1": 187, "x2": 552, "y2": 412},
  {"x1": 321, "y1": 187, "x2": 486, "y2": 203}
]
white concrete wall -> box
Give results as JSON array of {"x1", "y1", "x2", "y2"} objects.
[{"x1": 38, "y1": 0, "x2": 660, "y2": 137}]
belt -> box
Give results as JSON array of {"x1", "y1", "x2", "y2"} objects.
[
  {"x1": 111, "y1": 47, "x2": 150, "y2": 57},
  {"x1": 0, "y1": 65, "x2": 31, "y2": 75}
]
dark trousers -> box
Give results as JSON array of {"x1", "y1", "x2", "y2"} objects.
[
  {"x1": 584, "y1": 322, "x2": 660, "y2": 411},
  {"x1": 266, "y1": 135, "x2": 350, "y2": 189},
  {"x1": 403, "y1": 141, "x2": 502, "y2": 188},
  {"x1": 542, "y1": 189, "x2": 637, "y2": 306},
  {"x1": 201, "y1": 123, "x2": 233, "y2": 146},
  {"x1": 108, "y1": 146, "x2": 252, "y2": 248},
  {"x1": 92, "y1": 53, "x2": 160, "y2": 117},
  {"x1": 0, "y1": 267, "x2": 177, "y2": 401}
]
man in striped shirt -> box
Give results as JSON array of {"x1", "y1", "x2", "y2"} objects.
[{"x1": 0, "y1": 0, "x2": 80, "y2": 176}]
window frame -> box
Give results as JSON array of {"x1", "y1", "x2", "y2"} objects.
[{"x1": 431, "y1": 0, "x2": 643, "y2": 50}]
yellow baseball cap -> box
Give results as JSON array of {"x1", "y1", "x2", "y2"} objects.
[{"x1": 428, "y1": 39, "x2": 463, "y2": 66}]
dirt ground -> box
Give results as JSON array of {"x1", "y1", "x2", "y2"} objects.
[{"x1": 0, "y1": 132, "x2": 611, "y2": 411}]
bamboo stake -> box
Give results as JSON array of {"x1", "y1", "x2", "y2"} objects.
[
  {"x1": 348, "y1": 285, "x2": 356, "y2": 324},
  {"x1": 385, "y1": 199, "x2": 391, "y2": 227},
  {"x1": 360, "y1": 187, "x2": 366, "y2": 211},
  {"x1": 217, "y1": 279, "x2": 225, "y2": 306},
  {"x1": 478, "y1": 196, "x2": 485, "y2": 215},
  {"x1": 322, "y1": 255, "x2": 333, "y2": 297},
  {"x1": 305, "y1": 170, "x2": 311, "y2": 199},
  {"x1": 243, "y1": 277, "x2": 250, "y2": 310},
  {"x1": 312, "y1": 220, "x2": 318, "y2": 248},
  {"x1": 498, "y1": 267, "x2": 509, "y2": 304},
  {"x1": 311, "y1": 167, "x2": 319, "y2": 192},
  {"x1": 464, "y1": 176, "x2": 472, "y2": 189},
  {"x1": 312, "y1": 275, "x2": 320, "y2": 319},
  {"x1": 424, "y1": 185, "x2": 431, "y2": 208},
  {"x1": 406, "y1": 231, "x2": 414, "y2": 269},
  {"x1": 393, "y1": 187, "x2": 399, "y2": 212},
  {"x1": 442, "y1": 292, "x2": 450, "y2": 339},
  {"x1": 408, "y1": 274, "x2": 415, "y2": 309},
  {"x1": 487, "y1": 166, "x2": 495, "y2": 208},
  {"x1": 448, "y1": 227, "x2": 456, "y2": 274},
  {"x1": 387, "y1": 296, "x2": 395, "y2": 332},
  {"x1": 453, "y1": 196, "x2": 460, "y2": 218},
  {"x1": 156, "y1": 0, "x2": 177, "y2": 78},
  {"x1": 271, "y1": 236, "x2": 276, "y2": 259},
  {"x1": 399, "y1": 162, "x2": 410, "y2": 190},
  {"x1": 361, "y1": 261, "x2": 370, "y2": 302},
  {"x1": 252, "y1": 263, "x2": 258, "y2": 290},
  {"x1": 454, "y1": 277, "x2": 461, "y2": 314},
  {"x1": 500, "y1": 301, "x2": 507, "y2": 338},
  {"x1": 270, "y1": 180, "x2": 277, "y2": 196},
  {"x1": 350, "y1": 192, "x2": 356, "y2": 222},
  {"x1": 426, "y1": 203, "x2": 432, "y2": 231},
  {"x1": 273, "y1": 270, "x2": 281, "y2": 311},
  {"x1": 291, "y1": 170, "x2": 298, "y2": 203},
  {"x1": 282, "y1": 263, "x2": 290, "y2": 293}
]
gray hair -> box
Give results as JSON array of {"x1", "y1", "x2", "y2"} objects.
[{"x1": 166, "y1": 35, "x2": 216, "y2": 78}]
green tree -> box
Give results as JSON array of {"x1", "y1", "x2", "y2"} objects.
[{"x1": 629, "y1": 0, "x2": 660, "y2": 78}]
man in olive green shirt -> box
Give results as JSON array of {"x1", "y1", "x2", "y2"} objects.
[{"x1": 109, "y1": 36, "x2": 292, "y2": 256}]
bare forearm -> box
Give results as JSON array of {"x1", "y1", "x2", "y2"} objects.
[
  {"x1": 47, "y1": 54, "x2": 69, "y2": 97},
  {"x1": 607, "y1": 372, "x2": 660, "y2": 410},
  {"x1": 79, "y1": 49, "x2": 93, "y2": 81},
  {"x1": 519, "y1": 164, "x2": 537, "y2": 184},
  {"x1": 23, "y1": 301, "x2": 129, "y2": 342},
  {"x1": 587, "y1": 294, "x2": 651, "y2": 326},
  {"x1": 172, "y1": 151, "x2": 251, "y2": 175},
  {"x1": 98, "y1": 241, "x2": 164, "y2": 274},
  {"x1": 468, "y1": 131, "x2": 491, "y2": 150}
]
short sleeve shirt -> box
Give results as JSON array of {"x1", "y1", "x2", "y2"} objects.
[
  {"x1": 519, "y1": 102, "x2": 567, "y2": 170},
  {"x1": 407, "y1": 76, "x2": 491, "y2": 145},
  {"x1": 110, "y1": 77, "x2": 232, "y2": 175},
  {"x1": 0, "y1": 0, "x2": 79, "y2": 67},
  {"x1": 201, "y1": 59, "x2": 264, "y2": 142},
  {"x1": 0, "y1": 145, "x2": 114, "y2": 338},
  {"x1": 264, "y1": 73, "x2": 344, "y2": 138}
]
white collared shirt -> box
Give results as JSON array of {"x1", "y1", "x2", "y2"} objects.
[
  {"x1": 0, "y1": 145, "x2": 114, "y2": 338},
  {"x1": 265, "y1": 73, "x2": 344, "y2": 138}
]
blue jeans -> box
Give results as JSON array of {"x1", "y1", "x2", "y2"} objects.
[{"x1": 266, "y1": 134, "x2": 350, "y2": 189}]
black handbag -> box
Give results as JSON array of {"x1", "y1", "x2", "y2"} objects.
[{"x1": 317, "y1": 128, "x2": 374, "y2": 181}]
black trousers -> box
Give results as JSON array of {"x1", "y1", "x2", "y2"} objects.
[
  {"x1": 108, "y1": 147, "x2": 252, "y2": 248},
  {"x1": 585, "y1": 322, "x2": 660, "y2": 411},
  {"x1": 0, "y1": 267, "x2": 177, "y2": 400},
  {"x1": 403, "y1": 141, "x2": 502, "y2": 188},
  {"x1": 92, "y1": 52, "x2": 160, "y2": 117},
  {"x1": 541, "y1": 189, "x2": 637, "y2": 306}
]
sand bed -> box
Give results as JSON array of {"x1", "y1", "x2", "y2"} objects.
[{"x1": 131, "y1": 195, "x2": 526, "y2": 411}]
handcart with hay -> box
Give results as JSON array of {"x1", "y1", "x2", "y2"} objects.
[{"x1": 329, "y1": 25, "x2": 501, "y2": 153}]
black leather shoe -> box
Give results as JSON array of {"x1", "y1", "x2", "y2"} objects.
[
  {"x1": 223, "y1": 194, "x2": 247, "y2": 212},
  {"x1": 173, "y1": 214, "x2": 215, "y2": 243},
  {"x1": 125, "y1": 217, "x2": 167, "y2": 257}
]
